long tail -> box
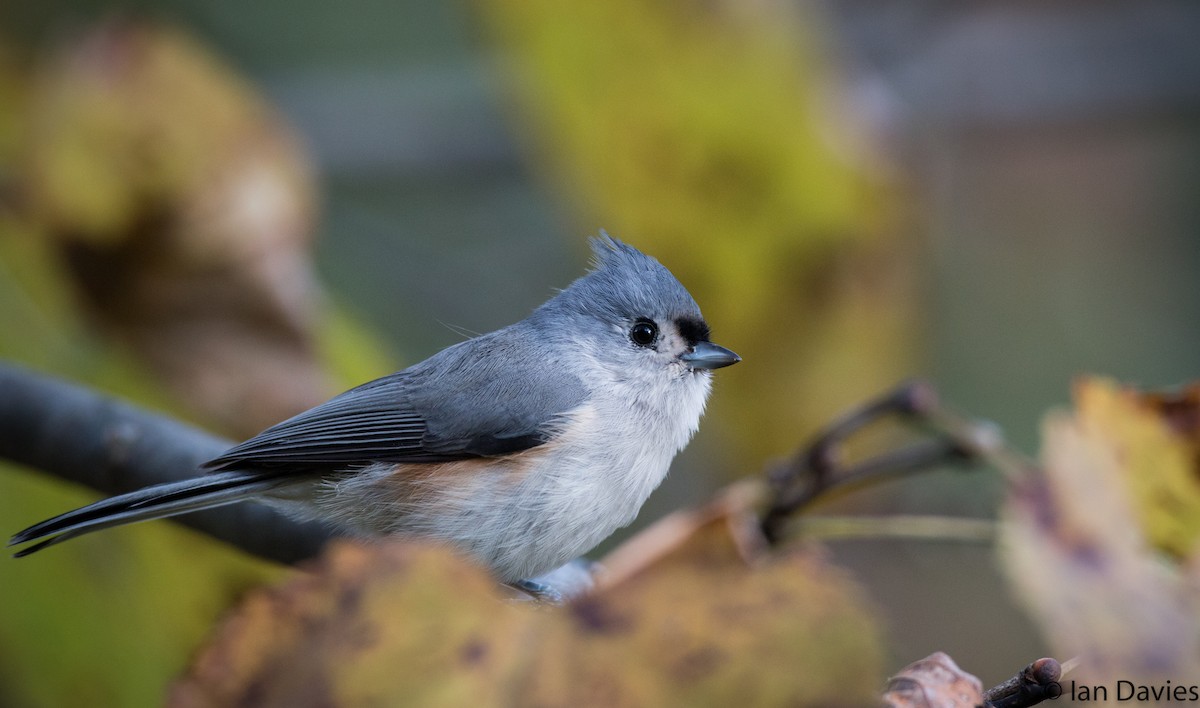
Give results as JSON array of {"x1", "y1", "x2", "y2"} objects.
[{"x1": 9, "y1": 471, "x2": 298, "y2": 557}]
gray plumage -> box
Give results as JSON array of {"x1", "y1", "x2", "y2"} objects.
[{"x1": 11, "y1": 234, "x2": 740, "y2": 590}]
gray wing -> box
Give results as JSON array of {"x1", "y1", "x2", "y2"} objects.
[{"x1": 204, "y1": 329, "x2": 589, "y2": 473}]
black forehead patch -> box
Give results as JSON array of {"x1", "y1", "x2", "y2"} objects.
[{"x1": 675, "y1": 317, "x2": 711, "y2": 346}]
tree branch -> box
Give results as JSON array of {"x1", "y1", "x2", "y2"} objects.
[
  {"x1": 0, "y1": 362, "x2": 335, "y2": 564},
  {"x1": 983, "y1": 657, "x2": 1065, "y2": 708},
  {"x1": 760, "y1": 379, "x2": 1034, "y2": 544}
]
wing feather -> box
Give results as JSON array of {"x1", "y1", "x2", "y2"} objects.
[
  {"x1": 203, "y1": 375, "x2": 434, "y2": 470},
  {"x1": 203, "y1": 328, "x2": 589, "y2": 473}
]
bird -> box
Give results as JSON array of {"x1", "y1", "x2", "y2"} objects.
[{"x1": 9, "y1": 234, "x2": 740, "y2": 599}]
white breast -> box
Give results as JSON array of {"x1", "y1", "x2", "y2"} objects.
[{"x1": 284, "y1": 368, "x2": 713, "y2": 584}]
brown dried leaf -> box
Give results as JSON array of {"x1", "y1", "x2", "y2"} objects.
[
  {"x1": 881, "y1": 652, "x2": 983, "y2": 708},
  {"x1": 1140, "y1": 383, "x2": 1200, "y2": 441}
]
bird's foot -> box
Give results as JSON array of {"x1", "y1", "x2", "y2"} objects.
[
  {"x1": 510, "y1": 558, "x2": 599, "y2": 604},
  {"x1": 511, "y1": 578, "x2": 565, "y2": 604}
]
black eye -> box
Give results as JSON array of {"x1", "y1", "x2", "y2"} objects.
[{"x1": 630, "y1": 320, "x2": 658, "y2": 347}]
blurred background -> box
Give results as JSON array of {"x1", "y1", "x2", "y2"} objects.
[{"x1": 1, "y1": 1, "x2": 1198, "y2": 705}]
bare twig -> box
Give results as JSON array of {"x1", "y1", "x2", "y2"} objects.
[
  {"x1": 984, "y1": 657, "x2": 1065, "y2": 708},
  {"x1": 786, "y1": 514, "x2": 996, "y2": 543},
  {"x1": 0, "y1": 362, "x2": 334, "y2": 564},
  {"x1": 760, "y1": 379, "x2": 1033, "y2": 544}
]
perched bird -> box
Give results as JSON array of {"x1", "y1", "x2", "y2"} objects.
[{"x1": 10, "y1": 234, "x2": 739, "y2": 599}]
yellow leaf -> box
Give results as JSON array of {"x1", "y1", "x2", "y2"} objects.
[
  {"x1": 1000, "y1": 377, "x2": 1200, "y2": 686},
  {"x1": 1075, "y1": 379, "x2": 1200, "y2": 558},
  {"x1": 173, "y1": 487, "x2": 885, "y2": 706},
  {"x1": 528, "y1": 485, "x2": 885, "y2": 706},
  {"x1": 170, "y1": 542, "x2": 530, "y2": 708}
]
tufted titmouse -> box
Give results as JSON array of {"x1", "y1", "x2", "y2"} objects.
[{"x1": 10, "y1": 234, "x2": 739, "y2": 597}]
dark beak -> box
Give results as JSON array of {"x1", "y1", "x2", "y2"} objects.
[{"x1": 681, "y1": 341, "x2": 741, "y2": 370}]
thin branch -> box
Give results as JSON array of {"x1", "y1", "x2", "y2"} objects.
[
  {"x1": 0, "y1": 362, "x2": 334, "y2": 564},
  {"x1": 983, "y1": 657, "x2": 1065, "y2": 708},
  {"x1": 760, "y1": 379, "x2": 1035, "y2": 544},
  {"x1": 785, "y1": 514, "x2": 997, "y2": 544}
]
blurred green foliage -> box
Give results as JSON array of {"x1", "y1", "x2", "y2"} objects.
[
  {"x1": 0, "y1": 28, "x2": 395, "y2": 707},
  {"x1": 0, "y1": 210, "x2": 283, "y2": 707},
  {"x1": 479, "y1": 0, "x2": 920, "y2": 471},
  {"x1": 6, "y1": 0, "x2": 1193, "y2": 702},
  {"x1": 0, "y1": 5, "x2": 919, "y2": 702}
]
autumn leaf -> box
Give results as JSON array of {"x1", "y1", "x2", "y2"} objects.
[
  {"x1": 1000, "y1": 377, "x2": 1200, "y2": 686},
  {"x1": 881, "y1": 652, "x2": 983, "y2": 708},
  {"x1": 170, "y1": 542, "x2": 532, "y2": 708},
  {"x1": 172, "y1": 484, "x2": 885, "y2": 707}
]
